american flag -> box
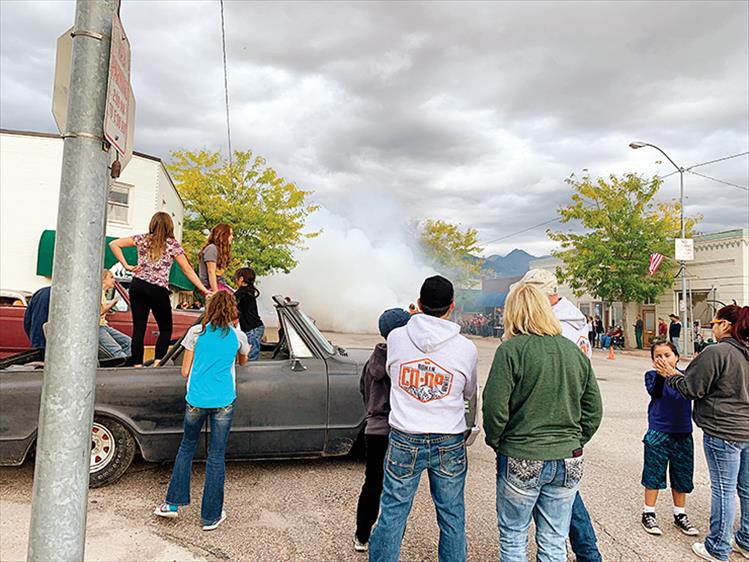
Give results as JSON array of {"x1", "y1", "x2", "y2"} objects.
[{"x1": 648, "y1": 253, "x2": 665, "y2": 276}]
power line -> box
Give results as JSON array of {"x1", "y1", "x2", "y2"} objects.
[
  {"x1": 219, "y1": 0, "x2": 232, "y2": 164},
  {"x1": 481, "y1": 217, "x2": 561, "y2": 246},
  {"x1": 687, "y1": 170, "x2": 749, "y2": 192},
  {"x1": 687, "y1": 151, "x2": 749, "y2": 171}
]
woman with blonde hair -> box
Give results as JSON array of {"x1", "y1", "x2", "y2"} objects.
[
  {"x1": 109, "y1": 212, "x2": 211, "y2": 366},
  {"x1": 199, "y1": 223, "x2": 234, "y2": 293},
  {"x1": 483, "y1": 284, "x2": 603, "y2": 562}
]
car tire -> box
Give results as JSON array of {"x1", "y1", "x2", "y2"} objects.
[{"x1": 89, "y1": 416, "x2": 136, "y2": 488}]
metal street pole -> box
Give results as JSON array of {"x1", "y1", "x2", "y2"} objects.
[
  {"x1": 629, "y1": 141, "x2": 691, "y2": 356},
  {"x1": 27, "y1": 1, "x2": 120, "y2": 560},
  {"x1": 678, "y1": 167, "x2": 690, "y2": 356}
]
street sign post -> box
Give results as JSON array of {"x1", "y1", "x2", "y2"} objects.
[
  {"x1": 104, "y1": 12, "x2": 131, "y2": 158},
  {"x1": 52, "y1": 27, "x2": 74, "y2": 134},
  {"x1": 675, "y1": 238, "x2": 695, "y2": 261}
]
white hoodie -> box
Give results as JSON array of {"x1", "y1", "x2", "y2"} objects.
[
  {"x1": 553, "y1": 297, "x2": 592, "y2": 359},
  {"x1": 386, "y1": 313, "x2": 478, "y2": 434}
]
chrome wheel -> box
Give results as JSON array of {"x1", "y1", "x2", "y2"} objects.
[{"x1": 90, "y1": 422, "x2": 116, "y2": 472}]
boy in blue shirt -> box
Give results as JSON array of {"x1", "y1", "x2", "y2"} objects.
[
  {"x1": 154, "y1": 291, "x2": 249, "y2": 530},
  {"x1": 641, "y1": 341, "x2": 699, "y2": 537}
]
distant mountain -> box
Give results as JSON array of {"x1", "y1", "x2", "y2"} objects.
[{"x1": 482, "y1": 249, "x2": 546, "y2": 277}]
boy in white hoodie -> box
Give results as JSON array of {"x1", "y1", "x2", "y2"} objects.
[{"x1": 368, "y1": 276, "x2": 477, "y2": 562}]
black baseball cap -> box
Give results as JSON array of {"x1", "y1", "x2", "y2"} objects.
[{"x1": 420, "y1": 275, "x2": 454, "y2": 309}]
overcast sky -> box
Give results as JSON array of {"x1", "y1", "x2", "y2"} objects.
[{"x1": 1, "y1": 0, "x2": 747, "y2": 257}]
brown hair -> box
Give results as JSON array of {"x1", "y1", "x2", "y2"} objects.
[
  {"x1": 199, "y1": 291, "x2": 238, "y2": 336},
  {"x1": 144, "y1": 212, "x2": 175, "y2": 261},
  {"x1": 200, "y1": 223, "x2": 232, "y2": 270},
  {"x1": 716, "y1": 304, "x2": 749, "y2": 344},
  {"x1": 233, "y1": 267, "x2": 259, "y2": 298}
]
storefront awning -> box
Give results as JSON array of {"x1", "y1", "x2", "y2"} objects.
[{"x1": 36, "y1": 229, "x2": 195, "y2": 291}]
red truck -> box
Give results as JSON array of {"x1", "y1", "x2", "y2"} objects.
[{"x1": 0, "y1": 282, "x2": 200, "y2": 359}]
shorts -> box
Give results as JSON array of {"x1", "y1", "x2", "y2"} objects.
[{"x1": 641, "y1": 429, "x2": 694, "y2": 493}]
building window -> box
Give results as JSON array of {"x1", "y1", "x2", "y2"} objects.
[{"x1": 107, "y1": 183, "x2": 131, "y2": 224}]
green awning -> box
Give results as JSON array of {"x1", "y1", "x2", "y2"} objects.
[{"x1": 36, "y1": 229, "x2": 195, "y2": 291}]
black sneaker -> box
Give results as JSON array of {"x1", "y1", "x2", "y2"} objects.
[
  {"x1": 641, "y1": 512, "x2": 662, "y2": 535},
  {"x1": 674, "y1": 513, "x2": 699, "y2": 536}
]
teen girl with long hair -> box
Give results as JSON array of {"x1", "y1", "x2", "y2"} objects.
[
  {"x1": 153, "y1": 291, "x2": 249, "y2": 530},
  {"x1": 109, "y1": 212, "x2": 210, "y2": 366},
  {"x1": 199, "y1": 223, "x2": 234, "y2": 293}
]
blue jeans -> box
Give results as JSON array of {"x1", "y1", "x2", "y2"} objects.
[
  {"x1": 671, "y1": 337, "x2": 681, "y2": 354},
  {"x1": 369, "y1": 430, "x2": 467, "y2": 562},
  {"x1": 702, "y1": 433, "x2": 749, "y2": 561},
  {"x1": 496, "y1": 454, "x2": 583, "y2": 562},
  {"x1": 569, "y1": 492, "x2": 602, "y2": 562},
  {"x1": 245, "y1": 325, "x2": 264, "y2": 361},
  {"x1": 165, "y1": 402, "x2": 234, "y2": 525},
  {"x1": 98, "y1": 325, "x2": 131, "y2": 358},
  {"x1": 599, "y1": 335, "x2": 611, "y2": 349}
]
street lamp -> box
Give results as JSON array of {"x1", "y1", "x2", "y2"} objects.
[{"x1": 630, "y1": 141, "x2": 690, "y2": 355}]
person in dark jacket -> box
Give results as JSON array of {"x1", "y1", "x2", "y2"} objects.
[
  {"x1": 634, "y1": 315, "x2": 644, "y2": 350},
  {"x1": 656, "y1": 304, "x2": 749, "y2": 562},
  {"x1": 353, "y1": 308, "x2": 411, "y2": 553},
  {"x1": 23, "y1": 286, "x2": 51, "y2": 349},
  {"x1": 233, "y1": 268, "x2": 264, "y2": 361},
  {"x1": 668, "y1": 314, "x2": 682, "y2": 353}
]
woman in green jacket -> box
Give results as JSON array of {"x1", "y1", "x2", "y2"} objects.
[{"x1": 483, "y1": 284, "x2": 603, "y2": 562}]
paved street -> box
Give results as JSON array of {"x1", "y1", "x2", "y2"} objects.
[{"x1": 0, "y1": 334, "x2": 718, "y2": 562}]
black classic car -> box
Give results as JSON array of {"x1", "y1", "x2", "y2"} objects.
[{"x1": 0, "y1": 296, "x2": 478, "y2": 487}]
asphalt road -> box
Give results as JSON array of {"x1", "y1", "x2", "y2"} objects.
[{"x1": 0, "y1": 334, "x2": 719, "y2": 562}]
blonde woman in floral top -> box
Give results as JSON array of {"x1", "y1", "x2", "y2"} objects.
[{"x1": 109, "y1": 212, "x2": 210, "y2": 366}]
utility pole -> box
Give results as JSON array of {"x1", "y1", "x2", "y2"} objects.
[{"x1": 28, "y1": 1, "x2": 120, "y2": 560}]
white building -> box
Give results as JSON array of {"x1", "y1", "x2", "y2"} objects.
[
  {"x1": 531, "y1": 228, "x2": 749, "y2": 349},
  {"x1": 0, "y1": 129, "x2": 186, "y2": 292}
]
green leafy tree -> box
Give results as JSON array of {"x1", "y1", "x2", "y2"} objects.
[
  {"x1": 419, "y1": 219, "x2": 484, "y2": 288},
  {"x1": 548, "y1": 172, "x2": 700, "y2": 318},
  {"x1": 168, "y1": 149, "x2": 318, "y2": 276}
]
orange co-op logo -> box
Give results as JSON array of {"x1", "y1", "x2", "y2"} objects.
[{"x1": 398, "y1": 358, "x2": 454, "y2": 403}]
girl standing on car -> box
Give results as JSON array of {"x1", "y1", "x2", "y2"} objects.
[
  {"x1": 153, "y1": 291, "x2": 249, "y2": 530},
  {"x1": 199, "y1": 223, "x2": 234, "y2": 293},
  {"x1": 109, "y1": 212, "x2": 211, "y2": 367},
  {"x1": 233, "y1": 267, "x2": 264, "y2": 361}
]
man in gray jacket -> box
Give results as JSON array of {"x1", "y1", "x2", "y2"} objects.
[{"x1": 354, "y1": 308, "x2": 412, "y2": 553}]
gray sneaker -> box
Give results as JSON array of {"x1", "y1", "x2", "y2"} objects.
[
  {"x1": 202, "y1": 510, "x2": 227, "y2": 531},
  {"x1": 692, "y1": 542, "x2": 721, "y2": 562}
]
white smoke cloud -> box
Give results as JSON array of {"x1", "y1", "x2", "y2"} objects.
[{"x1": 259, "y1": 195, "x2": 436, "y2": 333}]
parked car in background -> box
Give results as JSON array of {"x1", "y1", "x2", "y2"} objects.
[
  {"x1": 0, "y1": 295, "x2": 479, "y2": 487},
  {"x1": 0, "y1": 281, "x2": 199, "y2": 358}
]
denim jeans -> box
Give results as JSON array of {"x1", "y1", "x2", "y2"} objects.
[
  {"x1": 245, "y1": 325, "x2": 264, "y2": 361},
  {"x1": 599, "y1": 335, "x2": 611, "y2": 349},
  {"x1": 165, "y1": 402, "x2": 235, "y2": 525},
  {"x1": 702, "y1": 433, "x2": 749, "y2": 561},
  {"x1": 369, "y1": 430, "x2": 467, "y2": 562},
  {"x1": 672, "y1": 337, "x2": 681, "y2": 355},
  {"x1": 98, "y1": 325, "x2": 131, "y2": 358},
  {"x1": 496, "y1": 454, "x2": 583, "y2": 562},
  {"x1": 569, "y1": 492, "x2": 602, "y2": 562}
]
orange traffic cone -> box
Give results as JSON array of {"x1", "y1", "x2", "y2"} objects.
[{"x1": 608, "y1": 346, "x2": 615, "y2": 360}]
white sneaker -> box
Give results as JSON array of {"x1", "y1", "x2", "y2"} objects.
[
  {"x1": 692, "y1": 543, "x2": 721, "y2": 562},
  {"x1": 734, "y1": 540, "x2": 749, "y2": 560},
  {"x1": 202, "y1": 510, "x2": 227, "y2": 531},
  {"x1": 353, "y1": 535, "x2": 368, "y2": 552},
  {"x1": 153, "y1": 503, "x2": 179, "y2": 519}
]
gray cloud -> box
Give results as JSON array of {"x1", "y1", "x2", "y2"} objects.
[{"x1": 1, "y1": 0, "x2": 747, "y2": 258}]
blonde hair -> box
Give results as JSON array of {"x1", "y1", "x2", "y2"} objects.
[
  {"x1": 503, "y1": 284, "x2": 562, "y2": 339},
  {"x1": 102, "y1": 269, "x2": 113, "y2": 281}
]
